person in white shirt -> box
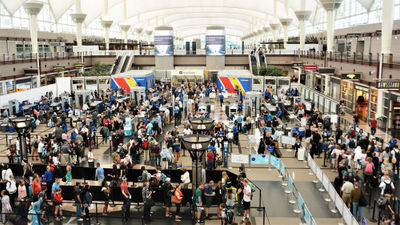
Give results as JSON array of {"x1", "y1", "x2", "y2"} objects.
[
  {"x1": 164, "y1": 108, "x2": 170, "y2": 124},
  {"x1": 1, "y1": 164, "x2": 13, "y2": 182},
  {"x1": 87, "y1": 148, "x2": 95, "y2": 168},
  {"x1": 379, "y1": 173, "x2": 395, "y2": 196},
  {"x1": 6, "y1": 175, "x2": 17, "y2": 208},
  {"x1": 181, "y1": 168, "x2": 190, "y2": 189},
  {"x1": 390, "y1": 146, "x2": 400, "y2": 175},
  {"x1": 242, "y1": 179, "x2": 252, "y2": 222}
]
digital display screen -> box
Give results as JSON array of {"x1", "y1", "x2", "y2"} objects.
[
  {"x1": 154, "y1": 29, "x2": 174, "y2": 56},
  {"x1": 206, "y1": 29, "x2": 225, "y2": 56}
]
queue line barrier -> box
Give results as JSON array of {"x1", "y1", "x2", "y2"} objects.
[
  {"x1": 306, "y1": 152, "x2": 360, "y2": 225},
  {"x1": 232, "y1": 153, "x2": 318, "y2": 225}
]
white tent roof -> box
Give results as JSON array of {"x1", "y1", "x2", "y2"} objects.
[{"x1": 1, "y1": 0, "x2": 373, "y2": 39}]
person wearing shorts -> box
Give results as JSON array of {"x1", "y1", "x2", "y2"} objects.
[
  {"x1": 204, "y1": 180, "x2": 215, "y2": 219},
  {"x1": 195, "y1": 183, "x2": 205, "y2": 224},
  {"x1": 242, "y1": 179, "x2": 252, "y2": 223}
]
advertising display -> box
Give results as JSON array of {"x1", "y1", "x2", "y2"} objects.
[
  {"x1": 154, "y1": 27, "x2": 174, "y2": 56},
  {"x1": 206, "y1": 27, "x2": 225, "y2": 56}
]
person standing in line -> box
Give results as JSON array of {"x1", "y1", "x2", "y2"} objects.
[
  {"x1": 242, "y1": 179, "x2": 252, "y2": 223},
  {"x1": 204, "y1": 180, "x2": 215, "y2": 219},
  {"x1": 142, "y1": 181, "x2": 153, "y2": 221},
  {"x1": 236, "y1": 177, "x2": 244, "y2": 217},
  {"x1": 95, "y1": 162, "x2": 105, "y2": 185},
  {"x1": 350, "y1": 182, "x2": 363, "y2": 222},
  {"x1": 87, "y1": 148, "x2": 95, "y2": 168},
  {"x1": 73, "y1": 182, "x2": 83, "y2": 221},
  {"x1": 341, "y1": 178, "x2": 354, "y2": 209},
  {"x1": 173, "y1": 183, "x2": 183, "y2": 222},
  {"x1": 195, "y1": 183, "x2": 205, "y2": 224},
  {"x1": 6, "y1": 175, "x2": 17, "y2": 208},
  {"x1": 162, "y1": 178, "x2": 173, "y2": 218},
  {"x1": 1, "y1": 190, "x2": 12, "y2": 225}
]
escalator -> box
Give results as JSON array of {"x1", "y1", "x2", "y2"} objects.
[
  {"x1": 121, "y1": 53, "x2": 134, "y2": 72},
  {"x1": 249, "y1": 53, "x2": 258, "y2": 75},
  {"x1": 114, "y1": 54, "x2": 127, "y2": 74},
  {"x1": 111, "y1": 55, "x2": 122, "y2": 74},
  {"x1": 120, "y1": 54, "x2": 130, "y2": 73}
]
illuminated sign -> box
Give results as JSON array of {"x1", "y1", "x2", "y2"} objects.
[
  {"x1": 341, "y1": 73, "x2": 360, "y2": 79},
  {"x1": 53, "y1": 66, "x2": 65, "y2": 71},
  {"x1": 74, "y1": 63, "x2": 85, "y2": 68},
  {"x1": 303, "y1": 65, "x2": 318, "y2": 71}
]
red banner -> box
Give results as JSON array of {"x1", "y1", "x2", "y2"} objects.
[{"x1": 303, "y1": 65, "x2": 318, "y2": 71}]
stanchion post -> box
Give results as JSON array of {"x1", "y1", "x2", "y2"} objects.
[
  {"x1": 95, "y1": 202, "x2": 100, "y2": 225},
  {"x1": 257, "y1": 189, "x2": 262, "y2": 211},
  {"x1": 322, "y1": 149, "x2": 327, "y2": 167},
  {"x1": 369, "y1": 200, "x2": 377, "y2": 222},
  {"x1": 368, "y1": 185, "x2": 373, "y2": 209}
]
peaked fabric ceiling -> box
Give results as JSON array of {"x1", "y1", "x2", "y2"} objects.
[{"x1": 0, "y1": 0, "x2": 376, "y2": 38}]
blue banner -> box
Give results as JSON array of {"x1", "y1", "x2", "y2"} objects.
[
  {"x1": 288, "y1": 176, "x2": 294, "y2": 193},
  {"x1": 251, "y1": 154, "x2": 269, "y2": 165},
  {"x1": 280, "y1": 161, "x2": 286, "y2": 176},
  {"x1": 270, "y1": 155, "x2": 280, "y2": 170}
]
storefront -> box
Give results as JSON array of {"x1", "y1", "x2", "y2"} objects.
[
  {"x1": 341, "y1": 80, "x2": 355, "y2": 110},
  {"x1": 389, "y1": 92, "x2": 400, "y2": 139},
  {"x1": 329, "y1": 76, "x2": 341, "y2": 100},
  {"x1": 299, "y1": 85, "x2": 339, "y2": 115},
  {"x1": 354, "y1": 84, "x2": 369, "y2": 121}
]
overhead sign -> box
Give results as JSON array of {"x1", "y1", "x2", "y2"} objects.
[
  {"x1": 24, "y1": 69, "x2": 38, "y2": 74},
  {"x1": 53, "y1": 66, "x2": 65, "y2": 71},
  {"x1": 74, "y1": 63, "x2": 85, "y2": 68},
  {"x1": 376, "y1": 80, "x2": 400, "y2": 89},
  {"x1": 347, "y1": 33, "x2": 361, "y2": 38},
  {"x1": 341, "y1": 73, "x2": 360, "y2": 80},
  {"x1": 303, "y1": 65, "x2": 318, "y2": 71},
  {"x1": 318, "y1": 68, "x2": 335, "y2": 74},
  {"x1": 292, "y1": 63, "x2": 304, "y2": 67}
]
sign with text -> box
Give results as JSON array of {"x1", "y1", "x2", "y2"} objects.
[
  {"x1": 376, "y1": 80, "x2": 400, "y2": 89},
  {"x1": 231, "y1": 154, "x2": 249, "y2": 164},
  {"x1": 53, "y1": 66, "x2": 65, "y2": 71},
  {"x1": 341, "y1": 73, "x2": 360, "y2": 80},
  {"x1": 303, "y1": 65, "x2": 318, "y2": 71},
  {"x1": 318, "y1": 68, "x2": 335, "y2": 74}
]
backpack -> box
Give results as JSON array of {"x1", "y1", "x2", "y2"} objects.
[
  {"x1": 365, "y1": 163, "x2": 373, "y2": 174},
  {"x1": 349, "y1": 140, "x2": 356, "y2": 149},
  {"x1": 225, "y1": 208, "x2": 234, "y2": 224},
  {"x1": 384, "y1": 181, "x2": 393, "y2": 194},
  {"x1": 345, "y1": 171, "x2": 355, "y2": 181},
  {"x1": 377, "y1": 196, "x2": 387, "y2": 209},
  {"x1": 160, "y1": 173, "x2": 167, "y2": 183},
  {"x1": 395, "y1": 150, "x2": 400, "y2": 161},
  {"x1": 33, "y1": 141, "x2": 39, "y2": 149},
  {"x1": 144, "y1": 171, "x2": 152, "y2": 181}
]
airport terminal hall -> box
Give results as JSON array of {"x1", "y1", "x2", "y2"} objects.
[{"x1": 2, "y1": 0, "x2": 400, "y2": 225}]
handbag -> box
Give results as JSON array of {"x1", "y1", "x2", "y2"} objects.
[
  {"x1": 171, "y1": 193, "x2": 182, "y2": 204},
  {"x1": 358, "y1": 192, "x2": 368, "y2": 207}
]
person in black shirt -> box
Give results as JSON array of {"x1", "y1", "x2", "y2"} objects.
[
  {"x1": 236, "y1": 177, "x2": 245, "y2": 216},
  {"x1": 73, "y1": 182, "x2": 83, "y2": 221},
  {"x1": 162, "y1": 178, "x2": 173, "y2": 217},
  {"x1": 215, "y1": 181, "x2": 226, "y2": 218}
]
